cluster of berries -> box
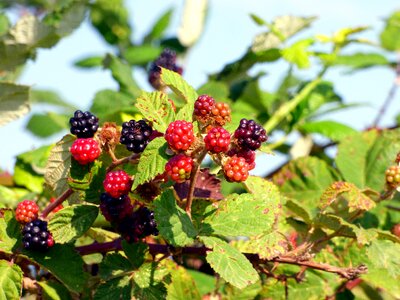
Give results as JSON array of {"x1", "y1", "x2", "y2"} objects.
[
  {"x1": 148, "y1": 48, "x2": 183, "y2": 90},
  {"x1": 15, "y1": 200, "x2": 55, "y2": 251},
  {"x1": 69, "y1": 110, "x2": 101, "y2": 165},
  {"x1": 100, "y1": 170, "x2": 158, "y2": 242},
  {"x1": 163, "y1": 94, "x2": 267, "y2": 183},
  {"x1": 385, "y1": 165, "x2": 400, "y2": 189}
]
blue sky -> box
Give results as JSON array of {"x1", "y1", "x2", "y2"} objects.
[{"x1": 1, "y1": 0, "x2": 399, "y2": 174}]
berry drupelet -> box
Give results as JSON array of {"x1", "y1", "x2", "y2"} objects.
[
  {"x1": 234, "y1": 119, "x2": 267, "y2": 151},
  {"x1": 103, "y1": 170, "x2": 133, "y2": 198},
  {"x1": 22, "y1": 219, "x2": 54, "y2": 251},
  {"x1": 100, "y1": 193, "x2": 133, "y2": 223},
  {"x1": 70, "y1": 138, "x2": 101, "y2": 165},
  {"x1": 70, "y1": 110, "x2": 99, "y2": 138},
  {"x1": 117, "y1": 207, "x2": 158, "y2": 243},
  {"x1": 210, "y1": 102, "x2": 231, "y2": 126},
  {"x1": 15, "y1": 200, "x2": 39, "y2": 224},
  {"x1": 385, "y1": 165, "x2": 400, "y2": 188},
  {"x1": 165, "y1": 154, "x2": 194, "y2": 183},
  {"x1": 120, "y1": 120, "x2": 153, "y2": 153},
  {"x1": 165, "y1": 120, "x2": 195, "y2": 151},
  {"x1": 148, "y1": 48, "x2": 183, "y2": 90}
]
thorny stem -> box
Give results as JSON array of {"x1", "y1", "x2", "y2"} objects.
[
  {"x1": 40, "y1": 188, "x2": 74, "y2": 219},
  {"x1": 75, "y1": 240, "x2": 367, "y2": 280},
  {"x1": 185, "y1": 149, "x2": 208, "y2": 218},
  {"x1": 372, "y1": 53, "x2": 400, "y2": 128},
  {"x1": 106, "y1": 153, "x2": 140, "y2": 172}
]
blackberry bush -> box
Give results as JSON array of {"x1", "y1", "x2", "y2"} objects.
[{"x1": 120, "y1": 119, "x2": 153, "y2": 153}]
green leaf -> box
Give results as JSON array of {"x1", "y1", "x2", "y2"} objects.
[
  {"x1": 90, "y1": 89, "x2": 138, "y2": 123},
  {"x1": 319, "y1": 181, "x2": 375, "y2": 214},
  {"x1": 38, "y1": 280, "x2": 72, "y2": 300},
  {"x1": 332, "y1": 52, "x2": 389, "y2": 70},
  {"x1": 26, "y1": 112, "x2": 69, "y2": 138},
  {"x1": 12, "y1": 145, "x2": 52, "y2": 193},
  {"x1": 24, "y1": 244, "x2": 88, "y2": 293},
  {"x1": 332, "y1": 26, "x2": 369, "y2": 45},
  {"x1": 166, "y1": 266, "x2": 201, "y2": 300},
  {"x1": 103, "y1": 54, "x2": 140, "y2": 97},
  {"x1": 44, "y1": 135, "x2": 80, "y2": 202},
  {"x1": 200, "y1": 236, "x2": 259, "y2": 289},
  {"x1": 144, "y1": 8, "x2": 173, "y2": 42},
  {"x1": 0, "y1": 186, "x2": 28, "y2": 208},
  {"x1": 272, "y1": 15, "x2": 317, "y2": 40},
  {"x1": 0, "y1": 210, "x2": 21, "y2": 253},
  {"x1": 0, "y1": 82, "x2": 30, "y2": 126},
  {"x1": 231, "y1": 231, "x2": 288, "y2": 260},
  {"x1": 187, "y1": 270, "x2": 215, "y2": 296},
  {"x1": 122, "y1": 241, "x2": 148, "y2": 269},
  {"x1": 98, "y1": 253, "x2": 132, "y2": 280},
  {"x1": 74, "y1": 55, "x2": 104, "y2": 68},
  {"x1": 197, "y1": 81, "x2": 230, "y2": 100},
  {"x1": 48, "y1": 205, "x2": 99, "y2": 244},
  {"x1": 272, "y1": 156, "x2": 340, "y2": 213},
  {"x1": 154, "y1": 189, "x2": 197, "y2": 246},
  {"x1": 131, "y1": 261, "x2": 169, "y2": 299},
  {"x1": 94, "y1": 276, "x2": 131, "y2": 300},
  {"x1": 222, "y1": 281, "x2": 262, "y2": 300},
  {"x1": 135, "y1": 91, "x2": 175, "y2": 133},
  {"x1": 299, "y1": 120, "x2": 357, "y2": 142},
  {"x1": 335, "y1": 131, "x2": 377, "y2": 188},
  {"x1": 0, "y1": 14, "x2": 9, "y2": 37},
  {"x1": 132, "y1": 137, "x2": 169, "y2": 189},
  {"x1": 31, "y1": 89, "x2": 75, "y2": 109},
  {"x1": 367, "y1": 240, "x2": 400, "y2": 278},
  {"x1": 380, "y1": 11, "x2": 400, "y2": 51},
  {"x1": 86, "y1": 227, "x2": 120, "y2": 243},
  {"x1": 201, "y1": 193, "x2": 279, "y2": 237},
  {"x1": 90, "y1": 0, "x2": 131, "y2": 46},
  {"x1": 160, "y1": 67, "x2": 198, "y2": 104},
  {"x1": 282, "y1": 38, "x2": 314, "y2": 68},
  {"x1": 0, "y1": 260, "x2": 23, "y2": 300},
  {"x1": 124, "y1": 45, "x2": 162, "y2": 65}
]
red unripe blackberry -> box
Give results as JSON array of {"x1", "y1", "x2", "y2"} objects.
[
  {"x1": 117, "y1": 207, "x2": 158, "y2": 243},
  {"x1": 211, "y1": 102, "x2": 231, "y2": 126},
  {"x1": 120, "y1": 119, "x2": 153, "y2": 153},
  {"x1": 100, "y1": 193, "x2": 133, "y2": 223},
  {"x1": 391, "y1": 224, "x2": 400, "y2": 238},
  {"x1": 223, "y1": 155, "x2": 250, "y2": 182},
  {"x1": 15, "y1": 200, "x2": 39, "y2": 224},
  {"x1": 69, "y1": 110, "x2": 99, "y2": 138},
  {"x1": 103, "y1": 170, "x2": 133, "y2": 198},
  {"x1": 165, "y1": 120, "x2": 195, "y2": 151},
  {"x1": 234, "y1": 119, "x2": 267, "y2": 151},
  {"x1": 22, "y1": 219, "x2": 54, "y2": 251},
  {"x1": 70, "y1": 138, "x2": 101, "y2": 165},
  {"x1": 204, "y1": 127, "x2": 231, "y2": 153},
  {"x1": 228, "y1": 148, "x2": 256, "y2": 170},
  {"x1": 386, "y1": 165, "x2": 400, "y2": 188},
  {"x1": 194, "y1": 95, "x2": 216, "y2": 123},
  {"x1": 165, "y1": 154, "x2": 194, "y2": 183},
  {"x1": 148, "y1": 48, "x2": 183, "y2": 90}
]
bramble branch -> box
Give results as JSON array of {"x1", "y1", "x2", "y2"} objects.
[
  {"x1": 75, "y1": 240, "x2": 367, "y2": 280},
  {"x1": 40, "y1": 188, "x2": 74, "y2": 219}
]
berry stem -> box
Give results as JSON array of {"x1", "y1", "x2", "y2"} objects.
[
  {"x1": 186, "y1": 149, "x2": 208, "y2": 219},
  {"x1": 106, "y1": 153, "x2": 140, "y2": 172},
  {"x1": 74, "y1": 239, "x2": 366, "y2": 279},
  {"x1": 40, "y1": 188, "x2": 73, "y2": 219}
]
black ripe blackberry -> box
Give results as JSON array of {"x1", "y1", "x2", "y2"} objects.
[
  {"x1": 70, "y1": 110, "x2": 99, "y2": 138},
  {"x1": 148, "y1": 48, "x2": 183, "y2": 90},
  {"x1": 22, "y1": 220, "x2": 53, "y2": 251},
  {"x1": 234, "y1": 119, "x2": 268, "y2": 151},
  {"x1": 117, "y1": 207, "x2": 158, "y2": 243},
  {"x1": 100, "y1": 193, "x2": 133, "y2": 223},
  {"x1": 120, "y1": 120, "x2": 153, "y2": 153}
]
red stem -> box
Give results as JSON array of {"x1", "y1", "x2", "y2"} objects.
[{"x1": 40, "y1": 188, "x2": 74, "y2": 219}]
